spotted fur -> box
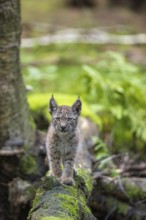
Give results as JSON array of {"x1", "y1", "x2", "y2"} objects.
[{"x1": 46, "y1": 96, "x2": 82, "y2": 185}]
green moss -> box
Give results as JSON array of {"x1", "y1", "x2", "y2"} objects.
[
  {"x1": 20, "y1": 154, "x2": 38, "y2": 175},
  {"x1": 26, "y1": 184, "x2": 37, "y2": 200},
  {"x1": 76, "y1": 168, "x2": 93, "y2": 194},
  {"x1": 56, "y1": 194, "x2": 79, "y2": 218},
  {"x1": 32, "y1": 187, "x2": 44, "y2": 207},
  {"x1": 117, "y1": 202, "x2": 129, "y2": 215},
  {"x1": 106, "y1": 197, "x2": 130, "y2": 216},
  {"x1": 123, "y1": 179, "x2": 145, "y2": 200},
  {"x1": 29, "y1": 114, "x2": 36, "y2": 130},
  {"x1": 41, "y1": 217, "x2": 65, "y2": 220},
  {"x1": 62, "y1": 170, "x2": 93, "y2": 218},
  {"x1": 56, "y1": 182, "x2": 92, "y2": 220}
]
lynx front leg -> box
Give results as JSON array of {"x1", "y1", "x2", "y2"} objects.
[
  {"x1": 48, "y1": 149, "x2": 62, "y2": 178},
  {"x1": 49, "y1": 159, "x2": 62, "y2": 178},
  {"x1": 61, "y1": 152, "x2": 76, "y2": 186}
]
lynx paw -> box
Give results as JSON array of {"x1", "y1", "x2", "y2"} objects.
[{"x1": 61, "y1": 177, "x2": 75, "y2": 186}]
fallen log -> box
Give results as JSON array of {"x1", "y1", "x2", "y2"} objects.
[
  {"x1": 90, "y1": 173, "x2": 146, "y2": 220},
  {"x1": 28, "y1": 170, "x2": 96, "y2": 220},
  {"x1": 21, "y1": 28, "x2": 146, "y2": 48}
]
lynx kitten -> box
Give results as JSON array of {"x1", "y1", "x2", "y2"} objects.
[{"x1": 46, "y1": 96, "x2": 82, "y2": 186}]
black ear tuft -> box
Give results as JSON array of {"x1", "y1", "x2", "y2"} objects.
[
  {"x1": 49, "y1": 96, "x2": 58, "y2": 114},
  {"x1": 72, "y1": 97, "x2": 82, "y2": 115}
]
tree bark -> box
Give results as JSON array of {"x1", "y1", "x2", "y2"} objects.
[
  {"x1": 0, "y1": 1, "x2": 35, "y2": 219},
  {"x1": 0, "y1": 0, "x2": 34, "y2": 149}
]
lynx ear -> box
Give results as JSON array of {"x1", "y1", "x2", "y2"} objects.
[
  {"x1": 49, "y1": 95, "x2": 58, "y2": 114},
  {"x1": 72, "y1": 97, "x2": 82, "y2": 115}
]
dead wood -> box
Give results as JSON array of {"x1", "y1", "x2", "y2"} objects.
[
  {"x1": 21, "y1": 28, "x2": 146, "y2": 48},
  {"x1": 90, "y1": 167, "x2": 146, "y2": 220}
]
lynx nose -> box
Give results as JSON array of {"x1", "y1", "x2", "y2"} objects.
[{"x1": 61, "y1": 124, "x2": 66, "y2": 131}]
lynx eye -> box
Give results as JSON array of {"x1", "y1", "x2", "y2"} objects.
[
  {"x1": 67, "y1": 118, "x2": 74, "y2": 121},
  {"x1": 55, "y1": 117, "x2": 60, "y2": 121}
]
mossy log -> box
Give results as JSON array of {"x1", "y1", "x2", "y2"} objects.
[
  {"x1": 28, "y1": 169, "x2": 96, "y2": 220},
  {"x1": 90, "y1": 175, "x2": 146, "y2": 220}
]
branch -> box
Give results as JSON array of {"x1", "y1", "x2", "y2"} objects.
[
  {"x1": 21, "y1": 28, "x2": 146, "y2": 48},
  {"x1": 90, "y1": 175, "x2": 146, "y2": 219},
  {"x1": 0, "y1": 149, "x2": 24, "y2": 156}
]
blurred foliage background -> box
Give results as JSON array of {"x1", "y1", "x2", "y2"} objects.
[{"x1": 21, "y1": 0, "x2": 146, "y2": 157}]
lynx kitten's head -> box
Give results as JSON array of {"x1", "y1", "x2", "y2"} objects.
[{"x1": 49, "y1": 96, "x2": 82, "y2": 134}]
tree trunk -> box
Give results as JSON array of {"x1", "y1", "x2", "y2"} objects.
[
  {"x1": 0, "y1": 0, "x2": 34, "y2": 149},
  {"x1": 0, "y1": 1, "x2": 35, "y2": 219}
]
